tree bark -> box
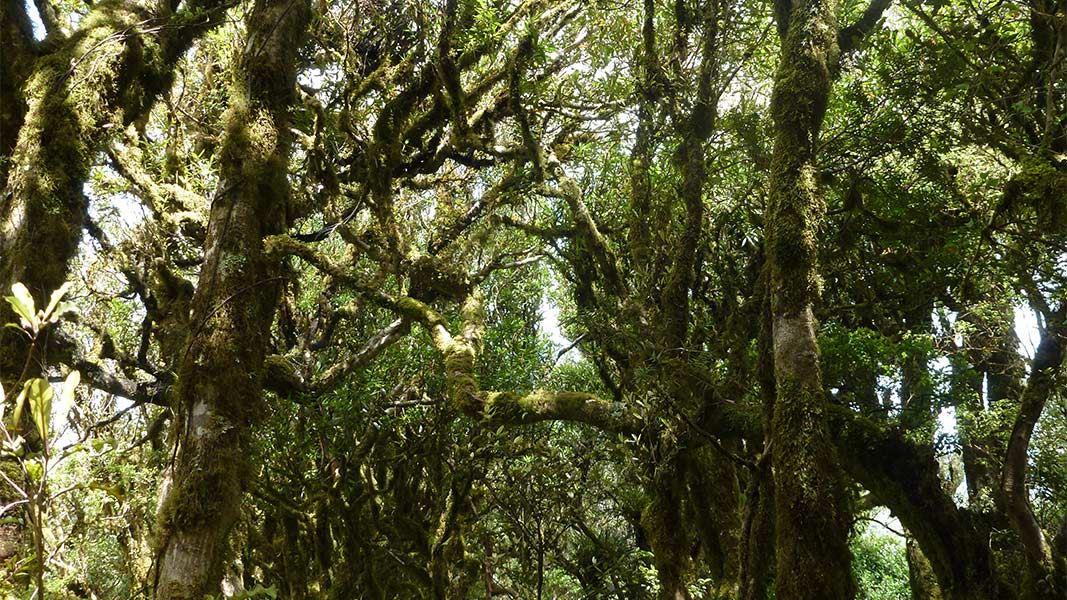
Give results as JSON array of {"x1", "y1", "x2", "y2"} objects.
[
  {"x1": 907, "y1": 535, "x2": 943, "y2": 600},
  {"x1": 829, "y1": 407, "x2": 1002, "y2": 599},
  {"x1": 765, "y1": 0, "x2": 854, "y2": 597},
  {"x1": 0, "y1": 0, "x2": 223, "y2": 572},
  {"x1": 152, "y1": 0, "x2": 310, "y2": 597},
  {"x1": 685, "y1": 448, "x2": 741, "y2": 599},
  {"x1": 642, "y1": 466, "x2": 693, "y2": 600},
  {"x1": 0, "y1": 0, "x2": 223, "y2": 334},
  {"x1": 1000, "y1": 306, "x2": 1067, "y2": 598}
]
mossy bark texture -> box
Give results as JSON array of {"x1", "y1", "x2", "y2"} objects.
[
  {"x1": 828, "y1": 407, "x2": 1001, "y2": 599},
  {"x1": 0, "y1": 0, "x2": 223, "y2": 383},
  {"x1": 642, "y1": 467, "x2": 693, "y2": 600},
  {"x1": 0, "y1": 0, "x2": 223, "y2": 573},
  {"x1": 765, "y1": 0, "x2": 854, "y2": 597},
  {"x1": 152, "y1": 0, "x2": 310, "y2": 597}
]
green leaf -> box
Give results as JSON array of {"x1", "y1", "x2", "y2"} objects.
[
  {"x1": 5, "y1": 282, "x2": 38, "y2": 331},
  {"x1": 41, "y1": 282, "x2": 72, "y2": 324},
  {"x1": 55, "y1": 370, "x2": 79, "y2": 425},
  {"x1": 26, "y1": 378, "x2": 53, "y2": 444},
  {"x1": 11, "y1": 381, "x2": 30, "y2": 428},
  {"x1": 25, "y1": 460, "x2": 43, "y2": 482}
]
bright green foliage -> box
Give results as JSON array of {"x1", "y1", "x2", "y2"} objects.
[{"x1": 851, "y1": 523, "x2": 910, "y2": 600}]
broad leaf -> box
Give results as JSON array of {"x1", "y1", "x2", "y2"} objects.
[
  {"x1": 5, "y1": 282, "x2": 37, "y2": 331},
  {"x1": 26, "y1": 378, "x2": 53, "y2": 445},
  {"x1": 10, "y1": 381, "x2": 29, "y2": 429},
  {"x1": 42, "y1": 282, "x2": 72, "y2": 324},
  {"x1": 54, "y1": 370, "x2": 80, "y2": 425}
]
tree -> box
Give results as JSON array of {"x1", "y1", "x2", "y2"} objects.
[{"x1": 1, "y1": 0, "x2": 1065, "y2": 598}]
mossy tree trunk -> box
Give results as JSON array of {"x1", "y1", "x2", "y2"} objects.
[
  {"x1": 642, "y1": 464, "x2": 693, "y2": 600},
  {"x1": 907, "y1": 535, "x2": 943, "y2": 600},
  {"x1": 0, "y1": 0, "x2": 223, "y2": 376},
  {"x1": 685, "y1": 448, "x2": 741, "y2": 599},
  {"x1": 152, "y1": 0, "x2": 310, "y2": 597},
  {"x1": 0, "y1": 0, "x2": 223, "y2": 572},
  {"x1": 765, "y1": 0, "x2": 854, "y2": 597}
]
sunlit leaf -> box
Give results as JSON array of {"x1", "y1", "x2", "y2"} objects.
[
  {"x1": 5, "y1": 282, "x2": 37, "y2": 330},
  {"x1": 54, "y1": 370, "x2": 80, "y2": 425},
  {"x1": 26, "y1": 378, "x2": 53, "y2": 444},
  {"x1": 11, "y1": 381, "x2": 29, "y2": 429},
  {"x1": 25, "y1": 460, "x2": 43, "y2": 482},
  {"x1": 42, "y1": 282, "x2": 72, "y2": 324}
]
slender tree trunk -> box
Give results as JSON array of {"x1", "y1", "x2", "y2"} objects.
[
  {"x1": 152, "y1": 0, "x2": 310, "y2": 597},
  {"x1": 740, "y1": 267, "x2": 777, "y2": 600},
  {"x1": 1000, "y1": 307, "x2": 1067, "y2": 598},
  {"x1": 765, "y1": 0, "x2": 853, "y2": 597}
]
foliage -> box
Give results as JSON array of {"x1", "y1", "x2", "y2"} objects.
[{"x1": 851, "y1": 522, "x2": 910, "y2": 600}]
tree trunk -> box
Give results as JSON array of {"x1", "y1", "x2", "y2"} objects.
[
  {"x1": 685, "y1": 448, "x2": 741, "y2": 599},
  {"x1": 0, "y1": 0, "x2": 222, "y2": 364},
  {"x1": 152, "y1": 0, "x2": 310, "y2": 597},
  {"x1": 765, "y1": 0, "x2": 853, "y2": 597},
  {"x1": 1000, "y1": 307, "x2": 1067, "y2": 598},
  {"x1": 643, "y1": 467, "x2": 693, "y2": 600},
  {"x1": 0, "y1": 0, "x2": 223, "y2": 574},
  {"x1": 739, "y1": 459, "x2": 774, "y2": 600},
  {"x1": 829, "y1": 407, "x2": 1002, "y2": 600},
  {"x1": 907, "y1": 535, "x2": 943, "y2": 600}
]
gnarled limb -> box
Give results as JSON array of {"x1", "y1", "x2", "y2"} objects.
[
  {"x1": 828, "y1": 406, "x2": 1002, "y2": 599},
  {"x1": 1, "y1": 0, "x2": 228, "y2": 384}
]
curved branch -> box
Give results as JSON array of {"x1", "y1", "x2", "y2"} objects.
[
  {"x1": 827, "y1": 406, "x2": 1001, "y2": 597},
  {"x1": 1000, "y1": 304, "x2": 1067, "y2": 573},
  {"x1": 391, "y1": 294, "x2": 641, "y2": 435}
]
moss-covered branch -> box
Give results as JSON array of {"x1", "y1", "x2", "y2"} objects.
[
  {"x1": 827, "y1": 405, "x2": 1002, "y2": 598},
  {"x1": 1, "y1": 0, "x2": 229, "y2": 385}
]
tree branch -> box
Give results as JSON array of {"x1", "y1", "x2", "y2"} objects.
[
  {"x1": 1000, "y1": 303, "x2": 1067, "y2": 571},
  {"x1": 838, "y1": 0, "x2": 893, "y2": 55}
]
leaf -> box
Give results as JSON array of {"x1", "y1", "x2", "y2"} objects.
[
  {"x1": 41, "y1": 282, "x2": 72, "y2": 324},
  {"x1": 3, "y1": 435, "x2": 24, "y2": 456},
  {"x1": 11, "y1": 381, "x2": 29, "y2": 428},
  {"x1": 5, "y1": 282, "x2": 37, "y2": 330},
  {"x1": 54, "y1": 370, "x2": 80, "y2": 425},
  {"x1": 0, "y1": 380, "x2": 5, "y2": 422},
  {"x1": 26, "y1": 378, "x2": 53, "y2": 444},
  {"x1": 25, "y1": 460, "x2": 42, "y2": 482}
]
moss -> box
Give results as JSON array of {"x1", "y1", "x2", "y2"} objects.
[
  {"x1": 641, "y1": 475, "x2": 693, "y2": 600},
  {"x1": 1, "y1": 0, "x2": 204, "y2": 315}
]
